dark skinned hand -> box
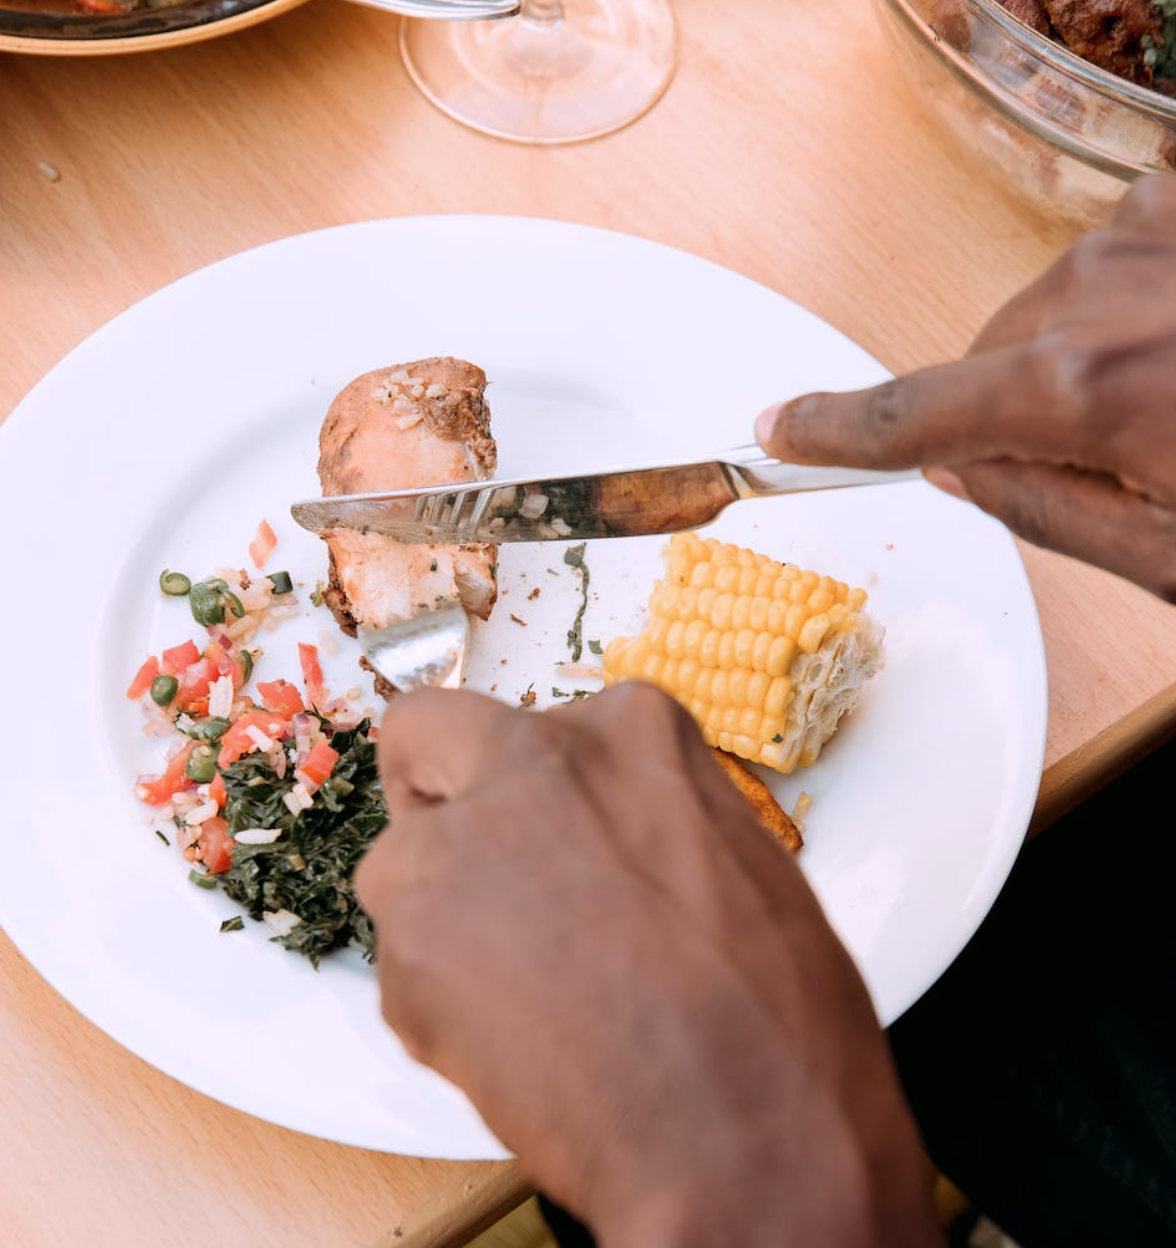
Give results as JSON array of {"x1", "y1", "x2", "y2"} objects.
[
  {"x1": 356, "y1": 684, "x2": 941, "y2": 1248},
  {"x1": 756, "y1": 174, "x2": 1176, "y2": 602}
]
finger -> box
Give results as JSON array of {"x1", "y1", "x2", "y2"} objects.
[
  {"x1": 953, "y1": 460, "x2": 1176, "y2": 603},
  {"x1": 1112, "y1": 174, "x2": 1176, "y2": 238},
  {"x1": 377, "y1": 688, "x2": 527, "y2": 816},
  {"x1": 755, "y1": 344, "x2": 1078, "y2": 471}
]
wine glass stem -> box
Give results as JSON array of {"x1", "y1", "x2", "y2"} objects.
[{"x1": 520, "y1": 0, "x2": 564, "y2": 27}]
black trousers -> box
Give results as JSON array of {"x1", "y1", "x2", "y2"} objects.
[{"x1": 541, "y1": 739, "x2": 1176, "y2": 1247}]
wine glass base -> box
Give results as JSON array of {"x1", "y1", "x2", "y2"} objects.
[{"x1": 400, "y1": 0, "x2": 677, "y2": 145}]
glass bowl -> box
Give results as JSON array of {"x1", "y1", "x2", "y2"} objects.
[{"x1": 873, "y1": 0, "x2": 1176, "y2": 226}]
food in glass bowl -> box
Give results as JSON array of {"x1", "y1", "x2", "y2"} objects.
[
  {"x1": 873, "y1": 0, "x2": 1176, "y2": 226},
  {"x1": 997, "y1": 0, "x2": 1176, "y2": 91}
]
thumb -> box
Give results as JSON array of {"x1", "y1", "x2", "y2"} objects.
[{"x1": 951, "y1": 459, "x2": 1176, "y2": 603}]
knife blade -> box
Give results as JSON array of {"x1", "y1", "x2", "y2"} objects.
[{"x1": 290, "y1": 448, "x2": 918, "y2": 545}]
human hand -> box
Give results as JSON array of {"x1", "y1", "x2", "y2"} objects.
[
  {"x1": 355, "y1": 685, "x2": 940, "y2": 1248},
  {"x1": 756, "y1": 174, "x2": 1176, "y2": 601}
]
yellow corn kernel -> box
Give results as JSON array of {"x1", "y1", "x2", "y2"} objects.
[
  {"x1": 697, "y1": 586, "x2": 718, "y2": 621},
  {"x1": 807, "y1": 587, "x2": 835, "y2": 614},
  {"x1": 784, "y1": 602, "x2": 809, "y2": 639},
  {"x1": 665, "y1": 619, "x2": 686, "y2": 659},
  {"x1": 676, "y1": 586, "x2": 699, "y2": 622},
  {"x1": 678, "y1": 658, "x2": 700, "y2": 697},
  {"x1": 683, "y1": 618, "x2": 707, "y2": 659},
  {"x1": 798, "y1": 613, "x2": 831, "y2": 655},
  {"x1": 734, "y1": 628, "x2": 756, "y2": 669},
  {"x1": 642, "y1": 654, "x2": 665, "y2": 683},
  {"x1": 689, "y1": 561, "x2": 714, "y2": 588},
  {"x1": 767, "y1": 635, "x2": 795, "y2": 676},
  {"x1": 747, "y1": 670, "x2": 769, "y2": 710},
  {"x1": 711, "y1": 670, "x2": 730, "y2": 706},
  {"x1": 699, "y1": 628, "x2": 721, "y2": 668},
  {"x1": 715, "y1": 565, "x2": 740, "y2": 592},
  {"x1": 718, "y1": 631, "x2": 737, "y2": 670},
  {"x1": 711, "y1": 593, "x2": 734, "y2": 630},
  {"x1": 728, "y1": 668, "x2": 750, "y2": 707},
  {"x1": 765, "y1": 675, "x2": 791, "y2": 718}
]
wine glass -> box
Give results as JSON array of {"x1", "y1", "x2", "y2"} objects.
[{"x1": 399, "y1": 0, "x2": 677, "y2": 145}]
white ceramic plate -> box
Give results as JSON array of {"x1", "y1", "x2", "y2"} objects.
[{"x1": 0, "y1": 217, "x2": 1047, "y2": 1158}]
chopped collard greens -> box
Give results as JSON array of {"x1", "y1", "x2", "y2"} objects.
[
  {"x1": 220, "y1": 719, "x2": 384, "y2": 967},
  {"x1": 564, "y1": 543, "x2": 590, "y2": 662}
]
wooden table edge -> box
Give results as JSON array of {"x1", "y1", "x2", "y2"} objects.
[
  {"x1": 1033, "y1": 682, "x2": 1176, "y2": 832},
  {"x1": 377, "y1": 1163, "x2": 531, "y2": 1248}
]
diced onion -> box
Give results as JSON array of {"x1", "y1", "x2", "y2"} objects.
[
  {"x1": 245, "y1": 725, "x2": 275, "y2": 751},
  {"x1": 262, "y1": 909, "x2": 303, "y2": 936},
  {"x1": 208, "y1": 674, "x2": 234, "y2": 720},
  {"x1": 520, "y1": 493, "x2": 549, "y2": 520}
]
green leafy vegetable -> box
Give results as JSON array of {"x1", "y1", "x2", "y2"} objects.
[
  {"x1": 219, "y1": 916, "x2": 245, "y2": 933},
  {"x1": 189, "y1": 868, "x2": 218, "y2": 890},
  {"x1": 564, "y1": 543, "x2": 590, "y2": 662},
  {"x1": 219, "y1": 719, "x2": 383, "y2": 967},
  {"x1": 587, "y1": 639, "x2": 603, "y2": 656}
]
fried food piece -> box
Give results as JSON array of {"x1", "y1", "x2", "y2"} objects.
[
  {"x1": 1042, "y1": 0, "x2": 1163, "y2": 83},
  {"x1": 999, "y1": 0, "x2": 1053, "y2": 34},
  {"x1": 317, "y1": 358, "x2": 498, "y2": 692},
  {"x1": 710, "y1": 748, "x2": 803, "y2": 852}
]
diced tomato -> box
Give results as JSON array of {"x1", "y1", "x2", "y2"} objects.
[
  {"x1": 197, "y1": 817, "x2": 234, "y2": 874},
  {"x1": 175, "y1": 657, "x2": 218, "y2": 713},
  {"x1": 249, "y1": 519, "x2": 278, "y2": 570},
  {"x1": 257, "y1": 679, "x2": 305, "y2": 719},
  {"x1": 162, "y1": 640, "x2": 201, "y2": 675},
  {"x1": 298, "y1": 642, "x2": 327, "y2": 708},
  {"x1": 299, "y1": 741, "x2": 339, "y2": 788},
  {"x1": 137, "y1": 742, "x2": 194, "y2": 806},
  {"x1": 208, "y1": 770, "x2": 228, "y2": 810},
  {"x1": 126, "y1": 655, "x2": 160, "y2": 699},
  {"x1": 77, "y1": 0, "x2": 127, "y2": 12},
  {"x1": 218, "y1": 709, "x2": 290, "y2": 765}
]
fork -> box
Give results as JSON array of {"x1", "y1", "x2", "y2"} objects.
[
  {"x1": 342, "y1": 0, "x2": 521, "y2": 19},
  {"x1": 359, "y1": 603, "x2": 470, "y2": 695}
]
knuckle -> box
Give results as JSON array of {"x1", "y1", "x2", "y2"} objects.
[
  {"x1": 1026, "y1": 334, "x2": 1106, "y2": 437},
  {"x1": 861, "y1": 380, "x2": 907, "y2": 447}
]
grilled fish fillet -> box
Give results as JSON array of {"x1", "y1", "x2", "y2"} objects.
[{"x1": 317, "y1": 358, "x2": 498, "y2": 685}]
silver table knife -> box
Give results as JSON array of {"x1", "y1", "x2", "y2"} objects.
[{"x1": 291, "y1": 444, "x2": 920, "y2": 545}]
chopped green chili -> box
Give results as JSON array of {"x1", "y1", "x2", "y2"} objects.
[
  {"x1": 150, "y1": 674, "x2": 179, "y2": 707},
  {"x1": 239, "y1": 649, "x2": 254, "y2": 682},
  {"x1": 159, "y1": 569, "x2": 191, "y2": 596},
  {"x1": 188, "y1": 869, "x2": 218, "y2": 890},
  {"x1": 186, "y1": 717, "x2": 230, "y2": 743},
  {"x1": 267, "y1": 570, "x2": 293, "y2": 595},
  {"x1": 185, "y1": 744, "x2": 219, "y2": 784}
]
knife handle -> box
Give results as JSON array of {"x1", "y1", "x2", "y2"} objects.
[{"x1": 723, "y1": 444, "x2": 922, "y2": 498}]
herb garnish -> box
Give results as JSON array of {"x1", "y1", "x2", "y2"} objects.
[
  {"x1": 564, "y1": 543, "x2": 590, "y2": 661},
  {"x1": 219, "y1": 916, "x2": 245, "y2": 933},
  {"x1": 587, "y1": 639, "x2": 603, "y2": 656},
  {"x1": 154, "y1": 829, "x2": 170, "y2": 846},
  {"x1": 219, "y1": 719, "x2": 383, "y2": 967}
]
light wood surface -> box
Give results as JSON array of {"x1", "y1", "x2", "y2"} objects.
[{"x1": 3, "y1": 1, "x2": 1176, "y2": 1244}]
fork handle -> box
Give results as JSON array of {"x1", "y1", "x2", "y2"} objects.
[{"x1": 723, "y1": 444, "x2": 922, "y2": 498}]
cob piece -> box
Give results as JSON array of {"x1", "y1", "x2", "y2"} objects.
[{"x1": 603, "y1": 534, "x2": 883, "y2": 773}]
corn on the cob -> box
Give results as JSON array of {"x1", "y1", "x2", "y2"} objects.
[{"x1": 603, "y1": 533, "x2": 883, "y2": 772}]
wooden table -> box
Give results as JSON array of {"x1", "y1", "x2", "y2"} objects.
[{"x1": 3, "y1": 0, "x2": 1176, "y2": 1243}]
